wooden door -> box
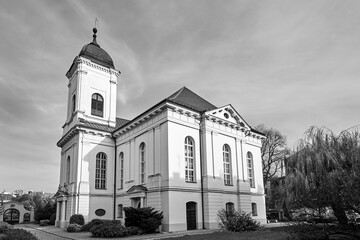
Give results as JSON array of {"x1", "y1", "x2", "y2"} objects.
[{"x1": 186, "y1": 202, "x2": 197, "y2": 230}]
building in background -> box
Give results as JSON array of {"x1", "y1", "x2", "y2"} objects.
[{"x1": 54, "y1": 28, "x2": 266, "y2": 231}]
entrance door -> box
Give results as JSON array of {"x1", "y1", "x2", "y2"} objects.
[
  {"x1": 3, "y1": 209, "x2": 20, "y2": 224},
  {"x1": 186, "y1": 202, "x2": 197, "y2": 230}
]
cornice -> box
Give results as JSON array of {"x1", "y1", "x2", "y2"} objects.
[{"x1": 66, "y1": 57, "x2": 120, "y2": 79}]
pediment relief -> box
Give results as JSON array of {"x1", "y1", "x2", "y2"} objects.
[
  {"x1": 206, "y1": 105, "x2": 250, "y2": 129},
  {"x1": 127, "y1": 185, "x2": 148, "y2": 194}
]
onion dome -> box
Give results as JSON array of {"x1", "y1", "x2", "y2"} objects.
[{"x1": 78, "y1": 28, "x2": 115, "y2": 69}]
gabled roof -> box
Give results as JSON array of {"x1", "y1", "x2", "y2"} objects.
[
  {"x1": 127, "y1": 185, "x2": 148, "y2": 193},
  {"x1": 113, "y1": 87, "x2": 216, "y2": 133},
  {"x1": 78, "y1": 117, "x2": 130, "y2": 133},
  {"x1": 166, "y1": 87, "x2": 217, "y2": 112}
]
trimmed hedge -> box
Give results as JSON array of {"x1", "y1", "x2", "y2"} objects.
[
  {"x1": 67, "y1": 223, "x2": 83, "y2": 232},
  {"x1": 90, "y1": 223, "x2": 127, "y2": 238},
  {"x1": 69, "y1": 214, "x2": 85, "y2": 225},
  {"x1": 81, "y1": 219, "x2": 121, "y2": 232}
]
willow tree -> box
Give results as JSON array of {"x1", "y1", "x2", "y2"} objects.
[
  {"x1": 336, "y1": 126, "x2": 360, "y2": 215},
  {"x1": 285, "y1": 126, "x2": 360, "y2": 224}
]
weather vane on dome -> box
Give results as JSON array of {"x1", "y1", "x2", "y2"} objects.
[{"x1": 93, "y1": 18, "x2": 99, "y2": 44}]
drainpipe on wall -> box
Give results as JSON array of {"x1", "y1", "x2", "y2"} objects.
[
  {"x1": 77, "y1": 131, "x2": 84, "y2": 214},
  {"x1": 113, "y1": 136, "x2": 117, "y2": 221},
  {"x1": 198, "y1": 112, "x2": 205, "y2": 229}
]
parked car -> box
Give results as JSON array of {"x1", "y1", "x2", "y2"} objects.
[{"x1": 267, "y1": 212, "x2": 279, "y2": 223}]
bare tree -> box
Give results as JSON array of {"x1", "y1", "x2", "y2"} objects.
[{"x1": 255, "y1": 124, "x2": 288, "y2": 186}]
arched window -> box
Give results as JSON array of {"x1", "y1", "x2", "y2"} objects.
[
  {"x1": 117, "y1": 204, "x2": 123, "y2": 218},
  {"x1": 185, "y1": 137, "x2": 195, "y2": 182},
  {"x1": 72, "y1": 94, "x2": 76, "y2": 113},
  {"x1": 66, "y1": 156, "x2": 71, "y2": 183},
  {"x1": 119, "y1": 152, "x2": 124, "y2": 189},
  {"x1": 226, "y1": 202, "x2": 234, "y2": 215},
  {"x1": 95, "y1": 152, "x2": 107, "y2": 189},
  {"x1": 23, "y1": 213, "x2": 30, "y2": 222},
  {"x1": 247, "y1": 152, "x2": 255, "y2": 188},
  {"x1": 91, "y1": 93, "x2": 104, "y2": 117},
  {"x1": 251, "y1": 202, "x2": 258, "y2": 216},
  {"x1": 223, "y1": 144, "x2": 232, "y2": 185},
  {"x1": 140, "y1": 143, "x2": 146, "y2": 184}
]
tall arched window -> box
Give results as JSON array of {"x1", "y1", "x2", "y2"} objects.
[
  {"x1": 140, "y1": 143, "x2": 146, "y2": 184},
  {"x1": 72, "y1": 94, "x2": 76, "y2": 113},
  {"x1": 226, "y1": 202, "x2": 234, "y2": 215},
  {"x1": 185, "y1": 137, "x2": 195, "y2": 182},
  {"x1": 91, "y1": 93, "x2": 104, "y2": 117},
  {"x1": 247, "y1": 151, "x2": 255, "y2": 188},
  {"x1": 223, "y1": 144, "x2": 232, "y2": 185},
  {"x1": 66, "y1": 156, "x2": 71, "y2": 183},
  {"x1": 119, "y1": 152, "x2": 124, "y2": 189},
  {"x1": 95, "y1": 152, "x2": 107, "y2": 189}
]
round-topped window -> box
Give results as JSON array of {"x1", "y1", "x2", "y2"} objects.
[
  {"x1": 95, "y1": 209, "x2": 106, "y2": 216},
  {"x1": 224, "y1": 113, "x2": 229, "y2": 119}
]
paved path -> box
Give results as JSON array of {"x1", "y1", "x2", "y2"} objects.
[
  {"x1": 16, "y1": 224, "x2": 76, "y2": 240},
  {"x1": 16, "y1": 224, "x2": 216, "y2": 240}
]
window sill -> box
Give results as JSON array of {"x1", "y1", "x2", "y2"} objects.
[
  {"x1": 95, "y1": 188, "x2": 107, "y2": 190},
  {"x1": 185, "y1": 181, "x2": 197, "y2": 183},
  {"x1": 224, "y1": 184, "x2": 233, "y2": 186}
]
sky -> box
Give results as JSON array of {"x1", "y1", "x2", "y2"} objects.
[{"x1": 1, "y1": 0, "x2": 360, "y2": 193}]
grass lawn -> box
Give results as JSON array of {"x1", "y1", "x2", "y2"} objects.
[{"x1": 162, "y1": 228, "x2": 288, "y2": 240}]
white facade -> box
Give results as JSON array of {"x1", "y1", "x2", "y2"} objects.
[{"x1": 55, "y1": 30, "x2": 266, "y2": 231}]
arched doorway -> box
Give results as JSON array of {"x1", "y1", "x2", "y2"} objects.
[
  {"x1": 3, "y1": 209, "x2": 20, "y2": 224},
  {"x1": 186, "y1": 202, "x2": 197, "y2": 230}
]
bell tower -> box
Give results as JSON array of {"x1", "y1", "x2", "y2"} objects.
[
  {"x1": 62, "y1": 28, "x2": 120, "y2": 135},
  {"x1": 56, "y1": 28, "x2": 120, "y2": 228}
]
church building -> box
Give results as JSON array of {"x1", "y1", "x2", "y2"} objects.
[{"x1": 55, "y1": 28, "x2": 266, "y2": 231}]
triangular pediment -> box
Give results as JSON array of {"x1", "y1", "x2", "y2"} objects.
[
  {"x1": 127, "y1": 185, "x2": 148, "y2": 194},
  {"x1": 206, "y1": 104, "x2": 250, "y2": 129}
]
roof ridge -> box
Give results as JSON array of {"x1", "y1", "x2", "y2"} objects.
[{"x1": 167, "y1": 86, "x2": 186, "y2": 100}]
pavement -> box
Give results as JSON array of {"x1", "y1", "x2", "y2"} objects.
[{"x1": 15, "y1": 224, "x2": 218, "y2": 240}]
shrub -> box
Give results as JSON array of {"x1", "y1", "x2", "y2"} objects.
[
  {"x1": 125, "y1": 226, "x2": 142, "y2": 235},
  {"x1": 69, "y1": 214, "x2": 85, "y2": 225},
  {"x1": 2, "y1": 229, "x2": 37, "y2": 240},
  {"x1": 39, "y1": 219, "x2": 50, "y2": 226},
  {"x1": 217, "y1": 209, "x2": 261, "y2": 232},
  {"x1": 67, "y1": 223, "x2": 83, "y2": 232},
  {"x1": 124, "y1": 207, "x2": 163, "y2": 233},
  {"x1": 49, "y1": 213, "x2": 56, "y2": 225},
  {"x1": 81, "y1": 219, "x2": 121, "y2": 232},
  {"x1": 81, "y1": 219, "x2": 104, "y2": 232},
  {"x1": 0, "y1": 222, "x2": 14, "y2": 233},
  {"x1": 90, "y1": 223, "x2": 127, "y2": 238}
]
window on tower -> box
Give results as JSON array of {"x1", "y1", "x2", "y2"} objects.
[
  {"x1": 72, "y1": 94, "x2": 76, "y2": 113},
  {"x1": 185, "y1": 136, "x2": 195, "y2": 182},
  {"x1": 91, "y1": 93, "x2": 104, "y2": 117}
]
